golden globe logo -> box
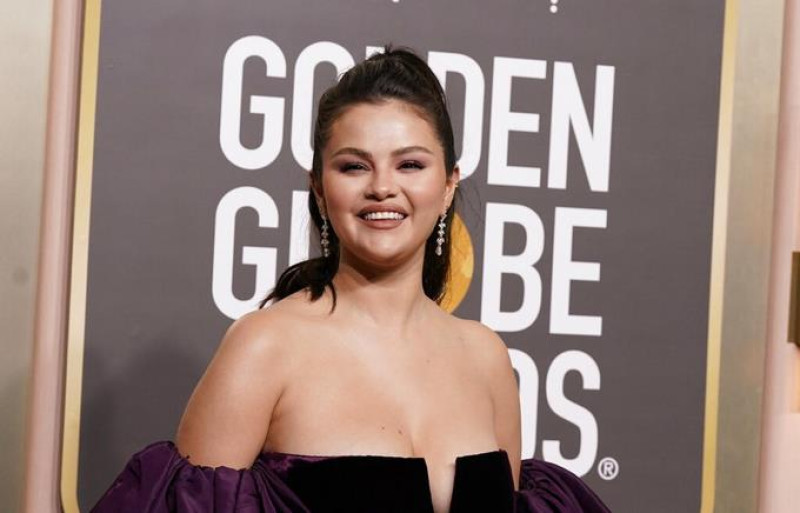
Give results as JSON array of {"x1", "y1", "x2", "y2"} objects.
[{"x1": 212, "y1": 36, "x2": 616, "y2": 478}]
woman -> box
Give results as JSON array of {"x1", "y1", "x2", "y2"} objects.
[{"x1": 91, "y1": 46, "x2": 610, "y2": 513}]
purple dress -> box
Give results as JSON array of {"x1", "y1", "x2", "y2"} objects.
[{"x1": 90, "y1": 440, "x2": 611, "y2": 512}]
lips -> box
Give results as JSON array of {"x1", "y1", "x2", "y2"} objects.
[
  {"x1": 361, "y1": 211, "x2": 406, "y2": 221},
  {"x1": 358, "y1": 212, "x2": 407, "y2": 227},
  {"x1": 357, "y1": 204, "x2": 408, "y2": 220}
]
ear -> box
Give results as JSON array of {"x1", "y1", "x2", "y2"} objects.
[
  {"x1": 309, "y1": 173, "x2": 326, "y2": 216},
  {"x1": 443, "y1": 164, "x2": 461, "y2": 213}
]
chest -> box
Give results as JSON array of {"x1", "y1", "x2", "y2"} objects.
[{"x1": 265, "y1": 331, "x2": 499, "y2": 513}]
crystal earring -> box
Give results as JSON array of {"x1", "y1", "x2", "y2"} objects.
[
  {"x1": 435, "y1": 214, "x2": 446, "y2": 256},
  {"x1": 320, "y1": 215, "x2": 330, "y2": 258}
]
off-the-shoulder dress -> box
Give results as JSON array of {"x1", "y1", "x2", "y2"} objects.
[{"x1": 90, "y1": 440, "x2": 611, "y2": 512}]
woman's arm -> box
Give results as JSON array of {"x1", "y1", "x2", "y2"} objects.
[{"x1": 175, "y1": 309, "x2": 291, "y2": 469}]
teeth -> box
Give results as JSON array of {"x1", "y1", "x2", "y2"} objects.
[{"x1": 363, "y1": 211, "x2": 405, "y2": 221}]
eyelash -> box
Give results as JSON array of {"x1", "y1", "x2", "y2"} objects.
[
  {"x1": 339, "y1": 161, "x2": 425, "y2": 172},
  {"x1": 401, "y1": 161, "x2": 425, "y2": 170},
  {"x1": 340, "y1": 163, "x2": 366, "y2": 172}
]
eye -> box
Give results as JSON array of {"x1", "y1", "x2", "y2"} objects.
[
  {"x1": 399, "y1": 160, "x2": 424, "y2": 170},
  {"x1": 339, "y1": 162, "x2": 367, "y2": 173}
]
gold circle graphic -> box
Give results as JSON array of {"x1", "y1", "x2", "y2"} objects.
[{"x1": 440, "y1": 213, "x2": 474, "y2": 313}]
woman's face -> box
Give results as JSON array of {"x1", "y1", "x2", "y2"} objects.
[{"x1": 315, "y1": 99, "x2": 459, "y2": 269}]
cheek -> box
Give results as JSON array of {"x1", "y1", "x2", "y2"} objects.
[
  {"x1": 321, "y1": 173, "x2": 356, "y2": 212},
  {"x1": 405, "y1": 175, "x2": 446, "y2": 210}
]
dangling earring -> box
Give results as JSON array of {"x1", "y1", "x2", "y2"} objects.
[
  {"x1": 320, "y1": 215, "x2": 330, "y2": 258},
  {"x1": 435, "y1": 213, "x2": 446, "y2": 256}
]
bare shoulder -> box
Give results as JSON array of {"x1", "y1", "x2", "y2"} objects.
[
  {"x1": 175, "y1": 294, "x2": 311, "y2": 469},
  {"x1": 214, "y1": 295, "x2": 310, "y2": 367},
  {"x1": 452, "y1": 317, "x2": 513, "y2": 376},
  {"x1": 449, "y1": 316, "x2": 522, "y2": 488},
  {"x1": 453, "y1": 317, "x2": 517, "y2": 403}
]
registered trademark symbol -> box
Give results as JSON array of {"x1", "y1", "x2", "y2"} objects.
[{"x1": 597, "y1": 457, "x2": 619, "y2": 480}]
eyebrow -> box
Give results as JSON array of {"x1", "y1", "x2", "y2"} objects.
[{"x1": 330, "y1": 145, "x2": 434, "y2": 159}]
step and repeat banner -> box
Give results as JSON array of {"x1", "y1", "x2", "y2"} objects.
[{"x1": 65, "y1": 1, "x2": 728, "y2": 511}]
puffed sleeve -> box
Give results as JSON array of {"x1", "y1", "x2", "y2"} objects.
[
  {"x1": 514, "y1": 458, "x2": 612, "y2": 513},
  {"x1": 89, "y1": 440, "x2": 310, "y2": 513}
]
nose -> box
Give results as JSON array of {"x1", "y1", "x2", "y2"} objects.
[{"x1": 366, "y1": 165, "x2": 398, "y2": 200}]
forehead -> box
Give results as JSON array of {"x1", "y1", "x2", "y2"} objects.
[{"x1": 325, "y1": 99, "x2": 441, "y2": 154}]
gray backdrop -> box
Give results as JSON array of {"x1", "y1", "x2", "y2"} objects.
[{"x1": 76, "y1": 1, "x2": 725, "y2": 511}]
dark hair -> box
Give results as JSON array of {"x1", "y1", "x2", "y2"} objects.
[{"x1": 258, "y1": 44, "x2": 458, "y2": 311}]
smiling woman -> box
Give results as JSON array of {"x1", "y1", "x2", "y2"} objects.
[
  {"x1": 260, "y1": 46, "x2": 461, "y2": 311},
  {"x1": 89, "y1": 45, "x2": 611, "y2": 513},
  {"x1": 315, "y1": 99, "x2": 457, "y2": 272}
]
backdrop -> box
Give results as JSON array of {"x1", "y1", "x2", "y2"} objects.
[{"x1": 65, "y1": 1, "x2": 727, "y2": 511}]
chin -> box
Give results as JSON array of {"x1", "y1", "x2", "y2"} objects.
[
  {"x1": 362, "y1": 250, "x2": 409, "y2": 268},
  {"x1": 345, "y1": 245, "x2": 415, "y2": 269}
]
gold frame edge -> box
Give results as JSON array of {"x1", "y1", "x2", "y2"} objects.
[
  {"x1": 59, "y1": 1, "x2": 739, "y2": 511},
  {"x1": 60, "y1": 0, "x2": 102, "y2": 512},
  {"x1": 701, "y1": 0, "x2": 739, "y2": 511}
]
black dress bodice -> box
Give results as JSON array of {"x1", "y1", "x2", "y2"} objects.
[
  {"x1": 89, "y1": 440, "x2": 612, "y2": 512},
  {"x1": 262, "y1": 449, "x2": 514, "y2": 513}
]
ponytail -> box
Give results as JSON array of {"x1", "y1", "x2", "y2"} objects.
[{"x1": 259, "y1": 44, "x2": 457, "y2": 311}]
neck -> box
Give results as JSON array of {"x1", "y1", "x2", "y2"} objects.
[{"x1": 330, "y1": 247, "x2": 433, "y2": 333}]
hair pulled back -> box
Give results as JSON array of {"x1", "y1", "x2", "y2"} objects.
[{"x1": 259, "y1": 44, "x2": 458, "y2": 310}]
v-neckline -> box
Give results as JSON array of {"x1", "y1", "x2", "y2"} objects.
[{"x1": 258, "y1": 448, "x2": 509, "y2": 513}]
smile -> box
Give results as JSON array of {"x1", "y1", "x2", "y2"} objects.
[
  {"x1": 361, "y1": 211, "x2": 407, "y2": 221},
  {"x1": 358, "y1": 211, "x2": 408, "y2": 229}
]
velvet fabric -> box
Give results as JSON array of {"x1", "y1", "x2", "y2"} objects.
[{"x1": 90, "y1": 440, "x2": 611, "y2": 512}]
